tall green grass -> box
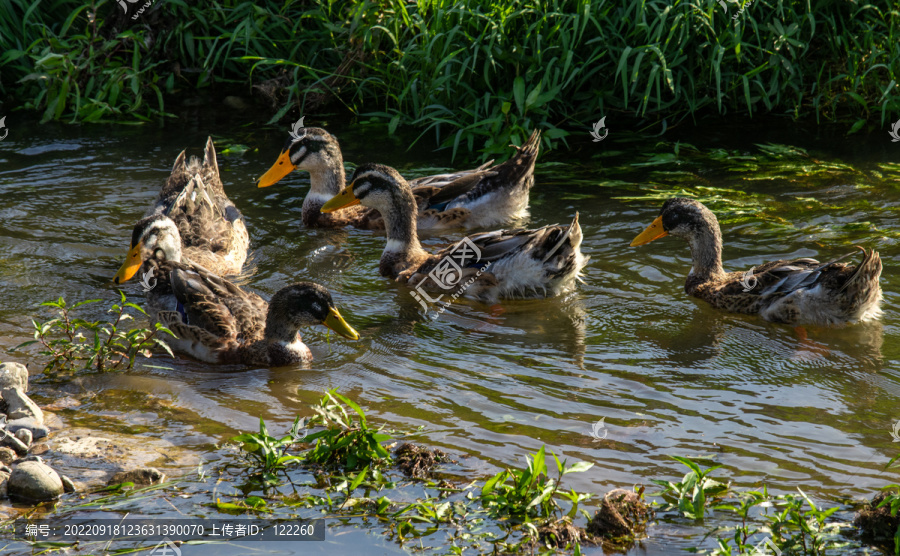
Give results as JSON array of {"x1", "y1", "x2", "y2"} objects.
[{"x1": 1, "y1": 0, "x2": 898, "y2": 156}]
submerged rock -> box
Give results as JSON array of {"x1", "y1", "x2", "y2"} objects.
[
  {"x1": 1, "y1": 388, "x2": 43, "y2": 422},
  {"x1": 8, "y1": 461, "x2": 64, "y2": 501},
  {"x1": 855, "y1": 490, "x2": 900, "y2": 551},
  {"x1": 0, "y1": 363, "x2": 28, "y2": 392},
  {"x1": 6, "y1": 418, "x2": 49, "y2": 440},
  {"x1": 587, "y1": 488, "x2": 653, "y2": 540},
  {"x1": 395, "y1": 443, "x2": 447, "y2": 478},
  {"x1": 108, "y1": 467, "x2": 166, "y2": 487}
]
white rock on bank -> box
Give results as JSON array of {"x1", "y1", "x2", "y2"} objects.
[
  {"x1": 1, "y1": 388, "x2": 43, "y2": 423},
  {"x1": 0, "y1": 432, "x2": 28, "y2": 456},
  {"x1": 14, "y1": 429, "x2": 31, "y2": 449},
  {"x1": 0, "y1": 363, "x2": 28, "y2": 392}
]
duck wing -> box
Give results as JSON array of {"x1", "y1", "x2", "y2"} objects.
[
  {"x1": 752, "y1": 250, "x2": 860, "y2": 297},
  {"x1": 169, "y1": 265, "x2": 267, "y2": 342},
  {"x1": 409, "y1": 162, "x2": 497, "y2": 211},
  {"x1": 453, "y1": 129, "x2": 540, "y2": 203},
  {"x1": 407, "y1": 129, "x2": 541, "y2": 213},
  {"x1": 418, "y1": 213, "x2": 581, "y2": 273},
  {"x1": 703, "y1": 247, "x2": 882, "y2": 324}
]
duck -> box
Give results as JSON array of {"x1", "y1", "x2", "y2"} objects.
[
  {"x1": 256, "y1": 126, "x2": 541, "y2": 230},
  {"x1": 630, "y1": 197, "x2": 883, "y2": 326},
  {"x1": 320, "y1": 163, "x2": 587, "y2": 304},
  {"x1": 114, "y1": 138, "x2": 249, "y2": 285},
  {"x1": 152, "y1": 265, "x2": 359, "y2": 366},
  {"x1": 111, "y1": 206, "x2": 359, "y2": 366}
]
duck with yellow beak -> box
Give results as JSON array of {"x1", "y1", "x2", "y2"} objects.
[
  {"x1": 154, "y1": 265, "x2": 359, "y2": 366},
  {"x1": 257, "y1": 126, "x2": 542, "y2": 230},
  {"x1": 321, "y1": 163, "x2": 588, "y2": 303},
  {"x1": 630, "y1": 197, "x2": 882, "y2": 325},
  {"x1": 114, "y1": 139, "x2": 249, "y2": 288}
]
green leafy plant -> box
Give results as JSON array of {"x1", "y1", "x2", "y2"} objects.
[
  {"x1": 651, "y1": 456, "x2": 729, "y2": 520},
  {"x1": 302, "y1": 389, "x2": 392, "y2": 471},
  {"x1": 4, "y1": 0, "x2": 900, "y2": 155},
  {"x1": 14, "y1": 291, "x2": 173, "y2": 374},
  {"x1": 231, "y1": 416, "x2": 305, "y2": 485},
  {"x1": 873, "y1": 484, "x2": 900, "y2": 556},
  {"x1": 712, "y1": 488, "x2": 846, "y2": 556},
  {"x1": 479, "y1": 445, "x2": 593, "y2": 522},
  {"x1": 767, "y1": 490, "x2": 842, "y2": 555}
]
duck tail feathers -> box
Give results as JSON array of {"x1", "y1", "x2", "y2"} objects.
[{"x1": 542, "y1": 212, "x2": 580, "y2": 264}]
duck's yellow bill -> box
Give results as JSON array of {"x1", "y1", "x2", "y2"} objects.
[
  {"x1": 257, "y1": 149, "x2": 295, "y2": 188},
  {"x1": 323, "y1": 307, "x2": 360, "y2": 340},
  {"x1": 630, "y1": 215, "x2": 668, "y2": 246},
  {"x1": 114, "y1": 242, "x2": 143, "y2": 284},
  {"x1": 321, "y1": 185, "x2": 360, "y2": 213}
]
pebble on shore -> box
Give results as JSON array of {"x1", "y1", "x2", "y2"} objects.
[{"x1": 8, "y1": 461, "x2": 64, "y2": 502}]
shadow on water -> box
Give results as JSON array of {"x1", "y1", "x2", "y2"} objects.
[{"x1": 0, "y1": 109, "x2": 897, "y2": 554}]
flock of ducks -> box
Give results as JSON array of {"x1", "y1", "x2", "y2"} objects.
[{"x1": 111, "y1": 128, "x2": 883, "y2": 367}]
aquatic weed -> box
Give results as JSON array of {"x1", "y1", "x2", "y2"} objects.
[
  {"x1": 230, "y1": 416, "x2": 305, "y2": 486},
  {"x1": 711, "y1": 488, "x2": 848, "y2": 555},
  {"x1": 13, "y1": 291, "x2": 174, "y2": 375},
  {"x1": 301, "y1": 389, "x2": 393, "y2": 471},
  {"x1": 479, "y1": 445, "x2": 594, "y2": 522},
  {"x1": 651, "y1": 455, "x2": 730, "y2": 520}
]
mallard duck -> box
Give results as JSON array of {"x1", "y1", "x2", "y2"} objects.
[
  {"x1": 630, "y1": 197, "x2": 883, "y2": 325},
  {"x1": 320, "y1": 163, "x2": 587, "y2": 303},
  {"x1": 151, "y1": 265, "x2": 358, "y2": 366},
  {"x1": 114, "y1": 138, "x2": 249, "y2": 285},
  {"x1": 257, "y1": 127, "x2": 541, "y2": 230}
]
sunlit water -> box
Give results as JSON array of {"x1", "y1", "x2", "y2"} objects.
[{"x1": 0, "y1": 110, "x2": 898, "y2": 554}]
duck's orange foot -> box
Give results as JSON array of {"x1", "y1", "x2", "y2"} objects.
[
  {"x1": 792, "y1": 325, "x2": 830, "y2": 359},
  {"x1": 489, "y1": 303, "x2": 505, "y2": 317}
]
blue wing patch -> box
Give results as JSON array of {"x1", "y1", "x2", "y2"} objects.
[{"x1": 176, "y1": 300, "x2": 188, "y2": 324}]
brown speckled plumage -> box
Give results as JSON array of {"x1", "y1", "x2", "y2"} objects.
[
  {"x1": 339, "y1": 164, "x2": 587, "y2": 303},
  {"x1": 155, "y1": 268, "x2": 345, "y2": 366},
  {"x1": 271, "y1": 127, "x2": 540, "y2": 230},
  {"x1": 635, "y1": 198, "x2": 883, "y2": 326},
  {"x1": 133, "y1": 137, "x2": 249, "y2": 278}
]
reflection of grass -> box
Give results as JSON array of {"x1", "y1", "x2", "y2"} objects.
[{"x1": 570, "y1": 140, "x2": 900, "y2": 241}]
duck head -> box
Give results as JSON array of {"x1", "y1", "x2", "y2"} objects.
[
  {"x1": 257, "y1": 127, "x2": 345, "y2": 196},
  {"x1": 264, "y1": 282, "x2": 360, "y2": 344},
  {"x1": 113, "y1": 213, "x2": 182, "y2": 284}
]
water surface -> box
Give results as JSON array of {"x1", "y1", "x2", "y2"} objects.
[{"x1": 0, "y1": 112, "x2": 897, "y2": 554}]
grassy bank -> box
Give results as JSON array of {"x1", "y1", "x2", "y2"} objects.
[
  {"x1": 1, "y1": 0, "x2": 898, "y2": 156},
  {"x1": 6, "y1": 386, "x2": 898, "y2": 554}
]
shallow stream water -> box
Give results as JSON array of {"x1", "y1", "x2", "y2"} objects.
[{"x1": 0, "y1": 109, "x2": 898, "y2": 554}]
